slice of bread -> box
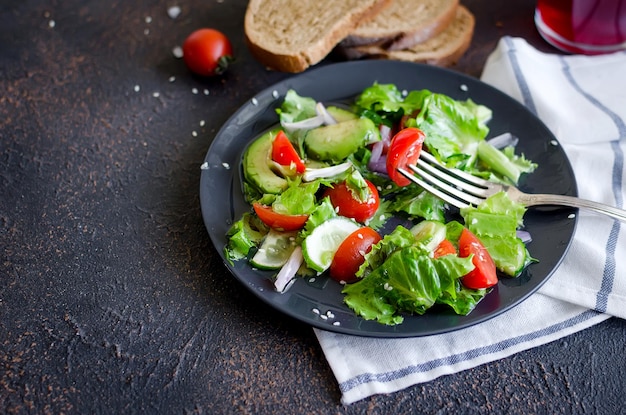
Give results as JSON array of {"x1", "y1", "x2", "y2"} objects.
[
  {"x1": 341, "y1": 0, "x2": 459, "y2": 50},
  {"x1": 337, "y1": 5, "x2": 475, "y2": 67},
  {"x1": 244, "y1": 0, "x2": 392, "y2": 73}
]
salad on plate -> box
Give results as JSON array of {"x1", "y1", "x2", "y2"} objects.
[{"x1": 224, "y1": 83, "x2": 537, "y2": 326}]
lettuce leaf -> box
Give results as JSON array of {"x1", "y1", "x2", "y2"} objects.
[
  {"x1": 461, "y1": 192, "x2": 534, "y2": 276},
  {"x1": 276, "y1": 89, "x2": 317, "y2": 124},
  {"x1": 343, "y1": 245, "x2": 478, "y2": 325}
]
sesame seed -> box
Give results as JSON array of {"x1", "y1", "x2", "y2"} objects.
[
  {"x1": 308, "y1": 277, "x2": 316, "y2": 283},
  {"x1": 568, "y1": 213, "x2": 576, "y2": 219},
  {"x1": 167, "y1": 6, "x2": 181, "y2": 19},
  {"x1": 272, "y1": 90, "x2": 279, "y2": 99},
  {"x1": 168, "y1": 76, "x2": 176, "y2": 82},
  {"x1": 333, "y1": 321, "x2": 341, "y2": 326},
  {"x1": 357, "y1": 233, "x2": 364, "y2": 239},
  {"x1": 312, "y1": 308, "x2": 320, "y2": 315},
  {"x1": 326, "y1": 311, "x2": 335, "y2": 319},
  {"x1": 200, "y1": 120, "x2": 205, "y2": 127},
  {"x1": 251, "y1": 97, "x2": 258, "y2": 106},
  {"x1": 48, "y1": 20, "x2": 56, "y2": 28},
  {"x1": 145, "y1": 16, "x2": 152, "y2": 23},
  {"x1": 134, "y1": 85, "x2": 140, "y2": 92},
  {"x1": 401, "y1": 89, "x2": 408, "y2": 96},
  {"x1": 203, "y1": 89, "x2": 210, "y2": 95},
  {"x1": 200, "y1": 162, "x2": 209, "y2": 170},
  {"x1": 192, "y1": 88, "x2": 198, "y2": 94},
  {"x1": 550, "y1": 140, "x2": 559, "y2": 146},
  {"x1": 144, "y1": 28, "x2": 150, "y2": 35},
  {"x1": 192, "y1": 131, "x2": 198, "y2": 137},
  {"x1": 320, "y1": 315, "x2": 328, "y2": 320},
  {"x1": 222, "y1": 162, "x2": 230, "y2": 169},
  {"x1": 172, "y1": 46, "x2": 183, "y2": 58},
  {"x1": 152, "y1": 92, "x2": 160, "y2": 97},
  {"x1": 460, "y1": 84, "x2": 469, "y2": 92}
]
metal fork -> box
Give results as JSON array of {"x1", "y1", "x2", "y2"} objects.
[{"x1": 397, "y1": 151, "x2": 626, "y2": 222}]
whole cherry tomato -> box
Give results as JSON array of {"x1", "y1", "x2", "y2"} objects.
[{"x1": 182, "y1": 28, "x2": 234, "y2": 76}]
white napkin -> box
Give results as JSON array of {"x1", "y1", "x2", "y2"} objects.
[{"x1": 315, "y1": 37, "x2": 626, "y2": 405}]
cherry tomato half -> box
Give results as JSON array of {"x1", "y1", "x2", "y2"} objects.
[
  {"x1": 182, "y1": 28, "x2": 234, "y2": 76},
  {"x1": 329, "y1": 227, "x2": 382, "y2": 283},
  {"x1": 271, "y1": 131, "x2": 306, "y2": 174},
  {"x1": 433, "y1": 239, "x2": 457, "y2": 258},
  {"x1": 458, "y1": 228, "x2": 498, "y2": 289},
  {"x1": 386, "y1": 127, "x2": 426, "y2": 187},
  {"x1": 323, "y1": 180, "x2": 380, "y2": 223},
  {"x1": 252, "y1": 203, "x2": 308, "y2": 231}
]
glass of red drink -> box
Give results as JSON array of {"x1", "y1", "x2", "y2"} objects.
[{"x1": 535, "y1": 0, "x2": 626, "y2": 54}]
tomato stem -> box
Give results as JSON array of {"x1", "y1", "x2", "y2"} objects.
[{"x1": 216, "y1": 55, "x2": 234, "y2": 75}]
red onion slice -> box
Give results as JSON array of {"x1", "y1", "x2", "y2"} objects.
[
  {"x1": 516, "y1": 230, "x2": 532, "y2": 243},
  {"x1": 369, "y1": 141, "x2": 384, "y2": 164},
  {"x1": 487, "y1": 132, "x2": 519, "y2": 149},
  {"x1": 281, "y1": 115, "x2": 324, "y2": 132},
  {"x1": 302, "y1": 162, "x2": 352, "y2": 182},
  {"x1": 274, "y1": 246, "x2": 303, "y2": 292},
  {"x1": 316, "y1": 102, "x2": 337, "y2": 125}
]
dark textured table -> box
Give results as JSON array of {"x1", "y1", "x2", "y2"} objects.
[{"x1": 2, "y1": 0, "x2": 625, "y2": 413}]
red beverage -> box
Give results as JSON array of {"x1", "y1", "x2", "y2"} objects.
[{"x1": 535, "y1": 0, "x2": 626, "y2": 54}]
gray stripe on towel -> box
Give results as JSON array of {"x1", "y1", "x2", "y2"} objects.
[{"x1": 559, "y1": 55, "x2": 624, "y2": 313}]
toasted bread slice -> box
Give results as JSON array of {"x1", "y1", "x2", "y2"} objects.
[
  {"x1": 341, "y1": 0, "x2": 459, "y2": 50},
  {"x1": 244, "y1": 0, "x2": 392, "y2": 73},
  {"x1": 338, "y1": 5, "x2": 475, "y2": 67}
]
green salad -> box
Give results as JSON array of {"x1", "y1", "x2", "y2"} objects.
[{"x1": 224, "y1": 83, "x2": 537, "y2": 326}]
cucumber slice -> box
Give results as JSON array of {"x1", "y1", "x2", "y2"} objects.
[
  {"x1": 410, "y1": 220, "x2": 447, "y2": 252},
  {"x1": 302, "y1": 217, "x2": 360, "y2": 273},
  {"x1": 250, "y1": 230, "x2": 298, "y2": 270}
]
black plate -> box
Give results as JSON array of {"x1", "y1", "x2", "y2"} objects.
[{"x1": 199, "y1": 61, "x2": 577, "y2": 338}]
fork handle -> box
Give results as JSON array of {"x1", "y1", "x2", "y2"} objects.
[{"x1": 519, "y1": 193, "x2": 626, "y2": 222}]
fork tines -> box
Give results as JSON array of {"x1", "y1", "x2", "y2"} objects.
[{"x1": 398, "y1": 152, "x2": 491, "y2": 209}]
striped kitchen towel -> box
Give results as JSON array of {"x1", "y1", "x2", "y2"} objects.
[{"x1": 315, "y1": 37, "x2": 626, "y2": 405}]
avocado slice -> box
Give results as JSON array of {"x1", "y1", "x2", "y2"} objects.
[
  {"x1": 304, "y1": 118, "x2": 380, "y2": 163},
  {"x1": 242, "y1": 129, "x2": 288, "y2": 194},
  {"x1": 326, "y1": 106, "x2": 358, "y2": 122}
]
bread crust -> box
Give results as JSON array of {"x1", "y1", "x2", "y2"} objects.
[
  {"x1": 341, "y1": 0, "x2": 459, "y2": 50},
  {"x1": 244, "y1": 0, "x2": 392, "y2": 72},
  {"x1": 336, "y1": 5, "x2": 475, "y2": 67}
]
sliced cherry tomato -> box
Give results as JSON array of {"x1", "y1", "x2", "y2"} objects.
[
  {"x1": 182, "y1": 28, "x2": 234, "y2": 76},
  {"x1": 271, "y1": 131, "x2": 306, "y2": 174},
  {"x1": 386, "y1": 127, "x2": 426, "y2": 187},
  {"x1": 323, "y1": 180, "x2": 380, "y2": 223},
  {"x1": 252, "y1": 203, "x2": 308, "y2": 231},
  {"x1": 458, "y1": 228, "x2": 498, "y2": 289},
  {"x1": 433, "y1": 239, "x2": 457, "y2": 258},
  {"x1": 329, "y1": 227, "x2": 382, "y2": 283}
]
